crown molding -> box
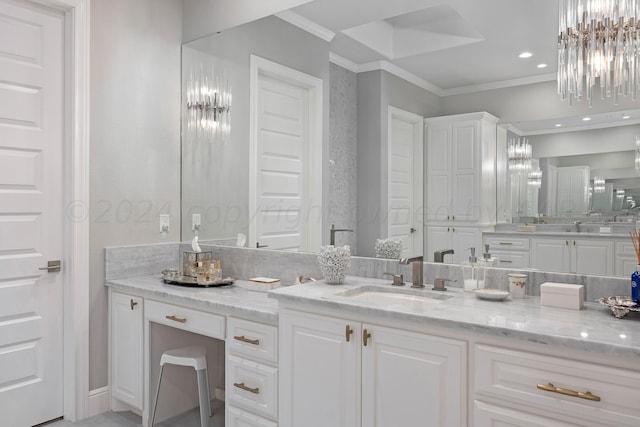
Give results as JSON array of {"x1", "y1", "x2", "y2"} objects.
[
  {"x1": 275, "y1": 10, "x2": 335, "y2": 42},
  {"x1": 442, "y1": 72, "x2": 558, "y2": 96},
  {"x1": 358, "y1": 60, "x2": 446, "y2": 96},
  {"x1": 329, "y1": 52, "x2": 358, "y2": 73},
  {"x1": 516, "y1": 117, "x2": 640, "y2": 136}
]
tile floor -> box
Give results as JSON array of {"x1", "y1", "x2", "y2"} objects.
[{"x1": 45, "y1": 400, "x2": 224, "y2": 427}]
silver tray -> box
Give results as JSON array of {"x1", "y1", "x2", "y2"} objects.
[
  {"x1": 161, "y1": 271, "x2": 234, "y2": 288},
  {"x1": 596, "y1": 296, "x2": 640, "y2": 319}
]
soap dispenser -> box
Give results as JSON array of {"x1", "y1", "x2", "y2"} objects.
[
  {"x1": 461, "y1": 247, "x2": 478, "y2": 291},
  {"x1": 476, "y1": 244, "x2": 498, "y2": 288}
]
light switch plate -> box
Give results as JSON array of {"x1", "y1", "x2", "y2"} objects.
[
  {"x1": 159, "y1": 214, "x2": 170, "y2": 233},
  {"x1": 192, "y1": 213, "x2": 201, "y2": 231}
]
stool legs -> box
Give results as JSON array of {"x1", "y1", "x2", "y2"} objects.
[
  {"x1": 196, "y1": 367, "x2": 212, "y2": 427},
  {"x1": 150, "y1": 364, "x2": 165, "y2": 427}
]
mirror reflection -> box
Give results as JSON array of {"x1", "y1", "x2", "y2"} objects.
[{"x1": 181, "y1": 4, "x2": 640, "y2": 277}]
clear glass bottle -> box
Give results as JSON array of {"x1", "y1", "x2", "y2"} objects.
[
  {"x1": 476, "y1": 244, "x2": 498, "y2": 289},
  {"x1": 461, "y1": 247, "x2": 478, "y2": 291}
]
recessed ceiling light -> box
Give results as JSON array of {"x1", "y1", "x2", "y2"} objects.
[
  {"x1": 537, "y1": 63, "x2": 547, "y2": 68},
  {"x1": 582, "y1": 117, "x2": 591, "y2": 121},
  {"x1": 555, "y1": 123, "x2": 562, "y2": 127},
  {"x1": 622, "y1": 114, "x2": 631, "y2": 119},
  {"x1": 519, "y1": 52, "x2": 533, "y2": 58}
]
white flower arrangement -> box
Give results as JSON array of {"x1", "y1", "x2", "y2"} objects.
[
  {"x1": 374, "y1": 238, "x2": 403, "y2": 259},
  {"x1": 317, "y1": 245, "x2": 351, "y2": 284}
]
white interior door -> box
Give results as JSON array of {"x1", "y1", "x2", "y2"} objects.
[
  {"x1": 249, "y1": 56, "x2": 322, "y2": 252},
  {"x1": 388, "y1": 107, "x2": 424, "y2": 257},
  {"x1": 0, "y1": 1, "x2": 64, "y2": 425}
]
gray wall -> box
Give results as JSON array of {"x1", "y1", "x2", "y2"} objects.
[
  {"x1": 90, "y1": 0, "x2": 182, "y2": 389},
  {"x1": 329, "y1": 63, "x2": 358, "y2": 251},
  {"x1": 356, "y1": 70, "x2": 440, "y2": 256},
  {"x1": 181, "y1": 16, "x2": 331, "y2": 246}
]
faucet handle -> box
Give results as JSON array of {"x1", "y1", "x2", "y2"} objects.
[
  {"x1": 433, "y1": 278, "x2": 457, "y2": 291},
  {"x1": 383, "y1": 272, "x2": 404, "y2": 286}
]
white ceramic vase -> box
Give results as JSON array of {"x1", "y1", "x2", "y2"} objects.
[{"x1": 318, "y1": 245, "x2": 351, "y2": 284}]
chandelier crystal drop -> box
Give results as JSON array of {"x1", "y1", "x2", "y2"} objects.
[
  {"x1": 507, "y1": 137, "x2": 532, "y2": 172},
  {"x1": 557, "y1": 0, "x2": 640, "y2": 105}
]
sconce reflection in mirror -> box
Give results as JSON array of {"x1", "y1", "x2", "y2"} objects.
[
  {"x1": 527, "y1": 168, "x2": 542, "y2": 188},
  {"x1": 507, "y1": 137, "x2": 532, "y2": 173},
  {"x1": 186, "y1": 65, "x2": 231, "y2": 143},
  {"x1": 635, "y1": 136, "x2": 640, "y2": 171},
  {"x1": 593, "y1": 176, "x2": 606, "y2": 194}
]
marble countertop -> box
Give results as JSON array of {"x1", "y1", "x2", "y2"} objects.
[
  {"x1": 269, "y1": 276, "x2": 640, "y2": 359},
  {"x1": 484, "y1": 230, "x2": 629, "y2": 238},
  {"x1": 106, "y1": 275, "x2": 279, "y2": 325}
]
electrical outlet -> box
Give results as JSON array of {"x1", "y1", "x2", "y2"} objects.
[
  {"x1": 192, "y1": 213, "x2": 201, "y2": 231},
  {"x1": 159, "y1": 214, "x2": 170, "y2": 233}
]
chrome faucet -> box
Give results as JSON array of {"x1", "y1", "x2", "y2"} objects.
[
  {"x1": 399, "y1": 256, "x2": 424, "y2": 288},
  {"x1": 434, "y1": 249, "x2": 454, "y2": 263},
  {"x1": 574, "y1": 221, "x2": 582, "y2": 232},
  {"x1": 329, "y1": 224, "x2": 354, "y2": 245}
]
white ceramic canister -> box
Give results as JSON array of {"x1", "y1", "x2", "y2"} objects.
[{"x1": 507, "y1": 273, "x2": 527, "y2": 298}]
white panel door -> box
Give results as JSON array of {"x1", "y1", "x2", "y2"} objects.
[
  {"x1": 388, "y1": 107, "x2": 423, "y2": 257},
  {"x1": 531, "y1": 238, "x2": 570, "y2": 273},
  {"x1": 361, "y1": 324, "x2": 466, "y2": 427},
  {"x1": 573, "y1": 239, "x2": 613, "y2": 276},
  {"x1": 0, "y1": 1, "x2": 64, "y2": 425},
  {"x1": 426, "y1": 226, "x2": 451, "y2": 262},
  {"x1": 253, "y1": 74, "x2": 309, "y2": 250}
]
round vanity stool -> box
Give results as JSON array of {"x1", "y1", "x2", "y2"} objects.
[{"x1": 150, "y1": 345, "x2": 212, "y2": 427}]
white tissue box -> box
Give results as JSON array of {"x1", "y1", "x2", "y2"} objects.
[{"x1": 540, "y1": 282, "x2": 584, "y2": 310}]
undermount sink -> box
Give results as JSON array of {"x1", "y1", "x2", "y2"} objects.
[{"x1": 332, "y1": 285, "x2": 454, "y2": 308}]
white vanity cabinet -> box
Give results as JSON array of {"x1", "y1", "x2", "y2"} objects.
[
  {"x1": 615, "y1": 241, "x2": 638, "y2": 276},
  {"x1": 425, "y1": 112, "x2": 498, "y2": 224},
  {"x1": 226, "y1": 317, "x2": 279, "y2": 426},
  {"x1": 427, "y1": 225, "x2": 480, "y2": 264},
  {"x1": 110, "y1": 291, "x2": 144, "y2": 410},
  {"x1": 279, "y1": 309, "x2": 466, "y2": 427},
  {"x1": 530, "y1": 237, "x2": 614, "y2": 275},
  {"x1": 473, "y1": 344, "x2": 640, "y2": 427},
  {"x1": 483, "y1": 235, "x2": 530, "y2": 268}
]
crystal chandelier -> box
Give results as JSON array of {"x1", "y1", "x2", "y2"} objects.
[
  {"x1": 558, "y1": 0, "x2": 640, "y2": 105},
  {"x1": 593, "y1": 176, "x2": 606, "y2": 193},
  {"x1": 508, "y1": 137, "x2": 532, "y2": 172},
  {"x1": 185, "y1": 65, "x2": 231, "y2": 143}
]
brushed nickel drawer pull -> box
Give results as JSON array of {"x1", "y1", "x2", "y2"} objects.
[
  {"x1": 499, "y1": 260, "x2": 513, "y2": 263},
  {"x1": 233, "y1": 335, "x2": 260, "y2": 345},
  {"x1": 165, "y1": 315, "x2": 187, "y2": 323},
  {"x1": 537, "y1": 383, "x2": 601, "y2": 402},
  {"x1": 130, "y1": 299, "x2": 138, "y2": 310},
  {"x1": 499, "y1": 242, "x2": 513, "y2": 245},
  {"x1": 345, "y1": 324, "x2": 353, "y2": 342},
  {"x1": 234, "y1": 382, "x2": 260, "y2": 394}
]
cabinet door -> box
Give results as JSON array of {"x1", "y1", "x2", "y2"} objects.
[
  {"x1": 110, "y1": 291, "x2": 143, "y2": 409},
  {"x1": 279, "y1": 310, "x2": 360, "y2": 427},
  {"x1": 451, "y1": 226, "x2": 480, "y2": 264},
  {"x1": 426, "y1": 124, "x2": 451, "y2": 221},
  {"x1": 530, "y1": 238, "x2": 570, "y2": 273},
  {"x1": 426, "y1": 226, "x2": 452, "y2": 262},
  {"x1": 362, "y1": 324, "x2": 466, "y2": 427},
  {"x1": 451, "y1": 121, "x2": 477, "y2": 221},
  {"x1": 573, "y1": 239, "x2": 614, "y2": 275}
]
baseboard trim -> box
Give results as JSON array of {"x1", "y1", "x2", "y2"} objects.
[{"x1": 88, "y1": 386, "x2": 110, "y2": 417}]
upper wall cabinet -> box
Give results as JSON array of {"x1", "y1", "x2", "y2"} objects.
[{"x1": 425, "y1": 112, "x2": 499, "y2": 224}]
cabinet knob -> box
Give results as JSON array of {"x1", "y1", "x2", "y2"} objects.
[
  {"x1": 130, "y1": 299, "x2": 138, "y2": 310},
  {"x1": 345, "y1": 324, "x2": 353, "y2": 342},
  {"x1": 363, "y1": 329, "x2": 371, "y2": 347}
]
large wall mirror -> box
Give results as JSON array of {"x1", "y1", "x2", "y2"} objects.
[{"x1": 181, "y1": 2, "x2": 640, "y2": 278}]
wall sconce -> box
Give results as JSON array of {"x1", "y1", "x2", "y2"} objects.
[
  {"x1": 508, "y1": 137, "x2": 532, "y2": 173},
  {"x1": 593, "y1": 176, "x2": 606, "y2": 194},
  {"x1": 635, "y1": 136, "x2": 640, "y2": 171},
  {"x1": 616, "y1": 189, "x2": 626, "y2": 200},
  {"x1": 527, "y1": 168, "x2": 542, "y2": 188},
  {"x1": 186, "y1": 65, "x2": 231, "y2": 143}
]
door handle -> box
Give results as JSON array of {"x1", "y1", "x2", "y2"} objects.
[
  {"x1": 130, "y1": 299, "x2": 138, "y2": 310},
  {"x1": 345, "y1": 324, "x2": 353, "y2": 342},
  {"x1": 363, "y1": 329, "x2": 371, "y2": 346},
  {"x1": 256, "y1": 242, "x2": 268, "y2": 248},
  {"x1": 39, "y1": 260, "x2": 61, "y2": 272},
  {"x1": 410, "y1": 227, "x2": 416, "y2": 233}
]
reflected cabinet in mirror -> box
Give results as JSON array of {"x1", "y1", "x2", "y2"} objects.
[{"x1": 181, "y1": 4, "x2": 640, "y2": 277}]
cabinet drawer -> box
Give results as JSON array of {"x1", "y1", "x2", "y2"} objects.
[
  {"x1": 227, "y1": 353, "x2": 278, "y2": 419},
  {"x1": 485, "y1": 236, "x2": 530, "y2": 251},
  {"x1": 228, "y1": 405, "x2": 278, "y2": 427},
  {"x1": 491, "y1": 251, "x2": 530, "y2": 268},
  {"x1": 145, "y1": 299, "x2": 225, "y2": 340},
  {"x1": 475, "y1": 344, "x2": 640, "y2": 426},
  {"x1": 474, "y1": 401, "x2": 580, "y2": 427},
  {"x1": 228, "y1": 317, "x2": 277, "y2": 364}
]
